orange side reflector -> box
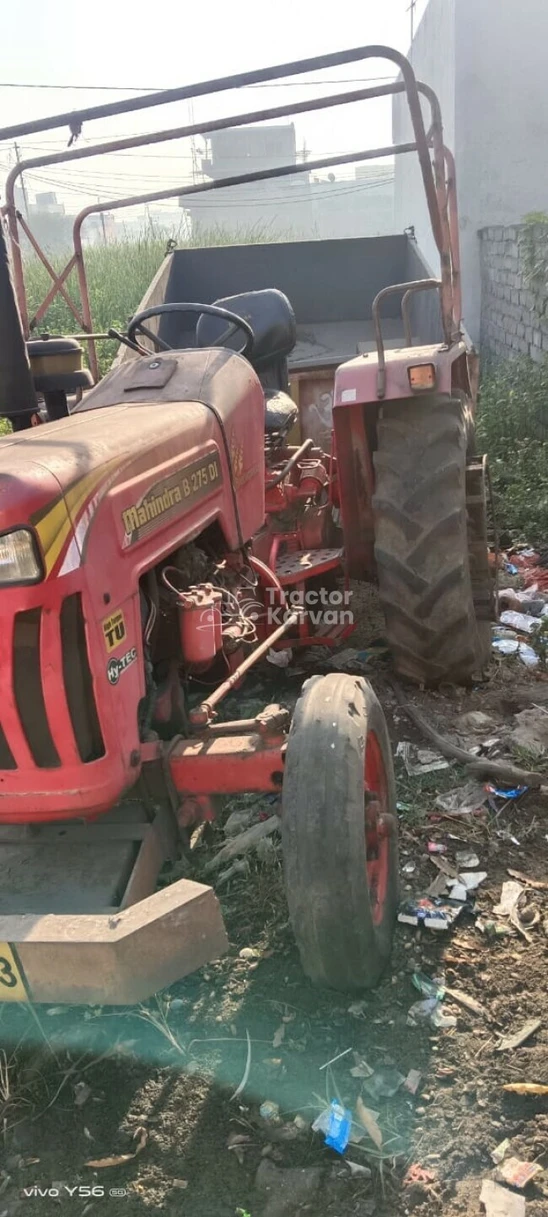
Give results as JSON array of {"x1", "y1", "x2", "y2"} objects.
[{"x1": 408, "y1": 363, "x2": 436, "y2": 391}]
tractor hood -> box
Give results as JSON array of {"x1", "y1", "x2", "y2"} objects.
[{"x1": 0, "y1": 348, "x2": 266, "y2": 572}]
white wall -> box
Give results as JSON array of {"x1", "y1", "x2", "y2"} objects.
[
  {"x1": 393, "y1": 0, "x2": 456, "y2": 279},
  {"x1": 455, "y1": 0, "x2": 548, "y2": 341},
  {"x1": 394, "y1": 0, "x2": 548, "y2": 344}
]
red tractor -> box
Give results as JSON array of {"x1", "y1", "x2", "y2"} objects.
[{"x1": 0, "y1": 44, "x2": 491, "y2": 1006}]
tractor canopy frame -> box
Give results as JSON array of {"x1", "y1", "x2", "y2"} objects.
[{"x1": 0, "y1": 45, "x2": 461, "y2": 382}]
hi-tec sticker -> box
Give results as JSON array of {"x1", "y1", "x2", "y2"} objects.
[
  {"x1": 107, "y1": 647, "x2": 137, "y2": 686},
  {"x1": 122, "y1": 451, "x2": 223, "y2": 546},
  {"x1": 102, "y1": 609, "x2": 127, "y2": 653}
]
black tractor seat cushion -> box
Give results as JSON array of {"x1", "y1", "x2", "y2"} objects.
[
  {"x1": 264, "y1": 389, "x2": 298, "y2": 434},
  {"x1": 196, "y1": 288, "x2": 296, "y2": 371}
]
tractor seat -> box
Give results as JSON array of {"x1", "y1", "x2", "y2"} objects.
[
  {"x1": 265, "y1": 389, "x2": 298, "y2": 435},
  {"x1": 196, "y1": 288, "x2": 297, "y2": 373},
  {"x1": 196, "y1": 289, "x2": 298, "y2": 439}
]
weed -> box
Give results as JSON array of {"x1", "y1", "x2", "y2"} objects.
[
  {"x1": 530, "y1": 617, "x2": 548, "y2": 668},
  {"x1": 477, "y1": 356, "x2": 548, "y2": 543},
  {"x1": 22, "y1": 223, "x2": 291, "y2": 376},
  {"x1": 395, "y1": 765, "x2": 467, "y2": 825},
  {"x1": 511, "y1": 743, "x2": 548, "y2": 773}
]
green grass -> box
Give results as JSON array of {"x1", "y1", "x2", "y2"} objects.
[
  {"x1": 23, "y1": 222, "x2": 291, "y2": 375},
  {"x1": 477, "y1": 356, "x2": 548, "y2": 543}
]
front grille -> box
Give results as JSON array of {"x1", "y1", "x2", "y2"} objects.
[
  {"x1": 13, "y1": 608, "x2": 60, "y2": 768},
  {"x1": 60, "y1": 593, "x2": 105, "y2": 763}
]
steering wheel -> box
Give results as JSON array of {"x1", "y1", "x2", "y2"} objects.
[{"x1": 127, "y1": 303, "x2": 254, "y2": 359}]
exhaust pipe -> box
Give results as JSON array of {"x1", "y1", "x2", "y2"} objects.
[{"x1": 0, "y1": 221, "x2": 37, "y2": 429}]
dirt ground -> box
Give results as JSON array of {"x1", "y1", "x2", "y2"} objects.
[{"x1": 1, "y1": 619, "x2": 548, "y2": 1217}]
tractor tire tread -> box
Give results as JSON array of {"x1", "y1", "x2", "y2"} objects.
[
  {"x1": 282, "y1": 673, "x2": 399, "y2": 991},
  {"x1": 373, "y1": 394, "x2": 484, "y2": 685}
]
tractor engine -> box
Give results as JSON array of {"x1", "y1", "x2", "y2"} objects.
[{"x1": 141, "y1": 540, "x2": 270, "y2": 739}]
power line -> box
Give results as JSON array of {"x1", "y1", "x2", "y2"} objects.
[
  {"x1": 13, "y1": 168, "x2": 393, "y2": 209},
  {"x1": 0, "y1": 75, "x2": 396, "y2": 93}
]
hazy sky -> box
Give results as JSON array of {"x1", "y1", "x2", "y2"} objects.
[{"x1": 0, "y1": 0, "x2": 430, "y2": 215}]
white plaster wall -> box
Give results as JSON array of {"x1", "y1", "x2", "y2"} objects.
[
  {"x1": 393, "y1": 0, "x2": 456, "y2": 280},
  {"x1": 393, "y1": 0, "x2": 548, "y2": 344},
  {"x1": 455, "y1": 0, "x2": 548, "y2": 340}
]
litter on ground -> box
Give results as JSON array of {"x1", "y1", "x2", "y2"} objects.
[
  {"x1": 480, "y1": 1179, "x2": 526, "y2": 1217},
  {"x1": 435, "y1": 781, "x2": 488, "y2": 815},
  {"x1": 396, "y1": 741, "x2": 450, "y2": 775}
]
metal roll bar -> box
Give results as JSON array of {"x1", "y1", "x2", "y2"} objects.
[{"x1": 1, "y1": 45, "x2": 461, "y2": 379}]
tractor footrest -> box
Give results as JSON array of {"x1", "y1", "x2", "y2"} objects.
[{"x1": 276, "y1": 547, "x2": 343, "y2": 586}]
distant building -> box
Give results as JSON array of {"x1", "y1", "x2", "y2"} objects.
[
  {"x1": 310, "y1": 165, "x2": 394, "y2": 239},
  {"x1": 183, "y1": 124, "x2": 313, "y2": 236},
  {"x1": 182, "y1": 124, "x2": 395, "y2": 241},
  {"x1": 34, "y1": 192, "x2": 65, "y2": 216}
]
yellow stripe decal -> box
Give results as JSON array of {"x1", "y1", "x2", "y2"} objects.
[{"x1": 34, "y1": 458, "x2": 124, "y2": 576}]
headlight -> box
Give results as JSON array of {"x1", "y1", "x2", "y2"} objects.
[{"x1": 0, "y1": 529, "x2": 43, "y2": 584}]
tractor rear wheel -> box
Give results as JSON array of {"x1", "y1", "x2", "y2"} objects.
[
  {"x1": 372, "y1": 394, "x2": 488, "y2": 685},
  {"x1": 282, "y1": 673, "x2": 399, "y2": 990}
]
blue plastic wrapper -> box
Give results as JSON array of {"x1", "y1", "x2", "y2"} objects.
[
  {"x1": 325, "y1": 1100, "x2": 352, "y2": 1154},
  {"x1": 486, "y1": 784, "x2": 528, "y2": 800},
  {"x1": 505, "y1": 562, "x2": 519, "y2": 575}
]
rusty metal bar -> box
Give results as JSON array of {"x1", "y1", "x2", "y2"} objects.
[
  {"x1": 3, "y1": 47, "x2": 458, "y2": 361},
  {"x1": 4, "y1": 80, "x2": 407, "y2": 333},
  {"x1": 190, "y1": 613, "x2": 299, "y2": 724},
  {"x1": 372, "y1": 279, "x2": 441, "y2": 398},
  {"x1": 3, "y1": 82, "x2": 424, "y2": 329},
  {"x1": 16, "y1": 214, "x2": 85, "y2": 329},
  {"x1": 28, "y1": 253, "x2": 77, "y2": 330},
  {"x1": 5, "y1": 207, "x2": 29, "y2": 334},
  {"x1": 73, "y1": 244, "x2": 98, "y2": 378},
  {"x1": 267, "y1": 438, "x2": 315, "y2": 488},
  {"x1": 3, "y1": 82, "x2": 402, "y2": 185},
  {"x1": 401, "y1": 281, "x2": 441, "y2": 348},
  {"x1": 71, "y1": 142, "x2": 418, "y2": 374},
  {"x1": 4, "y1": 58, "x2": 452, "y2": 339},
  {"x1": 412, "y1": 80, "x2": 455, "y2": 339},
  {"x1": 443, "y1": 144, "x2": 462, "y2": 333},
  {"x1": 0, "y1": 44, "x2": 432, "y2": 141}
]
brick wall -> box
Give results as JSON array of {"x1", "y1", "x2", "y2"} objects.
[{"x1": 480, "y1": 225, "x2": 548, "y2": 361}]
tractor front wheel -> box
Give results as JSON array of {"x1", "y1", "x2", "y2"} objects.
[{"x1": 282, "y1": 673, "x2": 399, "y2": 990}]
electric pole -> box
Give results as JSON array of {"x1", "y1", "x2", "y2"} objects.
[{"x1": 408, "y1": 0, "x2": 417, "y2": 42}]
